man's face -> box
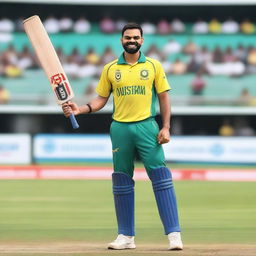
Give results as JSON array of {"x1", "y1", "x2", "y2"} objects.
[{"x1": 121, "y1": 29, "x2": 144, "y2": 54}]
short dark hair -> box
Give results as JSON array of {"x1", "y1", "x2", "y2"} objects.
[{"x1": 122, "y1": 23, "x2": 143, "y2": 37}]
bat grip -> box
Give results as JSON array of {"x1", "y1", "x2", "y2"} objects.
[{"x1": 69, "y1": 113, "x2": 79, "y2": 129}]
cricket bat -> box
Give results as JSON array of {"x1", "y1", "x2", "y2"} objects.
[{"x1": 23, "y1": 15, "x2": 79, "y2": 129}]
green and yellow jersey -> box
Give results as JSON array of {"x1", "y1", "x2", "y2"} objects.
[{"x1": 96, "y1": 52, "x2": 170, "y2": 122}]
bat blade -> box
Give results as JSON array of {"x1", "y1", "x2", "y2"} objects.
[{"x1": 23, "y1": 15, "x2": 79, "y2": 129}]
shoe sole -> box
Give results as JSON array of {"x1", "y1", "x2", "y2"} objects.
[
  {"x1": 108, "y1": 245, "x2": 136, "y2": 250},
  {"x1": 169, "y1": 247, "x2": 183, "y2": 250}
]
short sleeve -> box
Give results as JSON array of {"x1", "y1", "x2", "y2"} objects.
[
  {"x1": 154, "y1": 61, "x2": 171, "y2": 94},
  {"x1": 95, "y1": 65, "x2": 112, "y2": 97}
]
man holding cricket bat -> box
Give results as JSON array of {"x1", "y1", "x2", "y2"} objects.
[{"x1": 62, "y1": 23, "x2": 183, "y2": 251}]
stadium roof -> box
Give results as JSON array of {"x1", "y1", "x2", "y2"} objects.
[{"x1": 1, "y1": 0, "x2": 256, "y2": 5}]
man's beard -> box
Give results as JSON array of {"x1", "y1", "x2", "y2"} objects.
[{"x1": 122, "y1": 42, "x2": 141, "y2": 54}]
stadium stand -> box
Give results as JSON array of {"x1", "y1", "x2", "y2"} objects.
[
  {"x1": 2, "y1": 32, "x2": 256, "y2": 54},
  {"x1": 1, "y1": 25, "x2": 256, "y2": 106},
  {"x1": 1, "y1": 70, "x2": 256, "y2": 106}
]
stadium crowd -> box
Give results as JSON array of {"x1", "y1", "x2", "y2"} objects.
[
  {"x1": 1, "y1": 15, "x2": 256, "y2": 107},
  {"x1": 0, "y1": 16, "x2": 255, "y2": 34},
  {"x1": 1, "y1": 40, "x2": 256, "y2": 79},
  {"x1": 0, "y1": 15, "x2": 255, "y2": 135},
  {"x1": 1, "y1": 15, "x2": 256, "y2": 78}
]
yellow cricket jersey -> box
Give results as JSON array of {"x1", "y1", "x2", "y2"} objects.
[{"x1": 96, "y1": 52, "x2": 170, "y2": 122}]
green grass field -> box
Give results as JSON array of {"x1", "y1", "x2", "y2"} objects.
[{"x1": 0, "y1": 179, "x2": 255, "y2": 255}]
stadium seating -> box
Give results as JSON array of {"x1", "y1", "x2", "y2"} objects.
[
  {"x1": 1, "y1": 32, "x2": 256, "y2": 105},
  {"x1": 1, "y1": 69, "x2": 255, "y2": 105},
  {"x1": 2, "y1": 32, "x2": 256, "y2": 55}
]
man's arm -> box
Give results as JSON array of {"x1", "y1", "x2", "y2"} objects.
[
  {"x1": 157, "y1": 91, "x2": 171, "y2": 144},
  {"x1": 62, "y1": 95, "x2": 109, "y2": 117}
]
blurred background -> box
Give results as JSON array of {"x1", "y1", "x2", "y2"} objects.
[
  {"x1": 0, "y1": 0, "x2": 256, "y2": 169},
  {"x1": 0, "y1": 1, "x2": 256, "y2": 253}
]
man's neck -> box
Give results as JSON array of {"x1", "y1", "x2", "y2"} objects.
[{"x1": 124, "y1": 51, "x2": 140, "y2": 65}]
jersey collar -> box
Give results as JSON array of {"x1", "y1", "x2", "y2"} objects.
[{"x1": 117, "y1": 51, "x2": 146, "y2": 65}]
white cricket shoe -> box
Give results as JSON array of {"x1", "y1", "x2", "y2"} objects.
[
  {"x1": 168, "y1": 232, "x2": 183, "y2": 250},
  {"x1": 108, "y1": 234, "x2": 136, "y2": 250}
]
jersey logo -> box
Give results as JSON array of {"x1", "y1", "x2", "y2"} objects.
[
  {"x1": 140, "y1": 69, "x2": 149, "y2": 80},
  {"x1": 115, "y1": 70, "x2": 121, "y2": 82}
]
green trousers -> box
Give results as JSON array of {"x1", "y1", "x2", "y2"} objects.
[{"x1": 110, "y1": 118, "x2": 166, "y2": 177}]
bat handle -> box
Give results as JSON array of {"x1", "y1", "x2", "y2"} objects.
[{"x1": 69, "y1": 113, "x2": 79, "y2": 129}]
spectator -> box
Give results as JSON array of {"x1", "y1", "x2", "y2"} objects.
[
  {"x1": 59, "y1": 15, "x2": 74, "y2": 33},
  {"x1": 219, "y1": 119, "x2": 235, "y2": 136},
  {"x1": 247, "y1": 45, "x2": 254, "y2": 53},
  {"x1": 100, "y1": 16, "x2": 116, "y2": 34},
  {"x1": 246, "y1": 48, "x2": 256, "y2": 74},
  {"x1": 238, "y1": 88, "x2": 253, "y2": 106},
  {"x1": 44, "y1": 15, "x2": 60, "y2": 34},
  {"x1": 238, "y1": 88, "x2": 256, "y2": 106},
  {"x1": 229, "y1": 58, "x2": 246, "y2": 77},
  {"x1": 208, "y1": 18, "x2": 222, "y2": 34},
  {"x1": 0, "y1": 85, "x2": 10, "y2": 104},
  {"x1": 170, "y1": 18, "x2": 185, "y2": 33},
  {"x1": 84, "y1": 48, "x2": 100, "y2": 65},
  {"x1": 182, "y1": 40, "x2": 197, "y2": 55},
  {"x1": 74, "y1": 16, "x2": 91, "y2": 34},
  {"x1": 223, "y1": 47, "x2": 236, "y2": 63},
  {"x1": 0, "y1": 17, "x2": 14, "y2": 33},
  {"x1": 1, "y1": 46, "x2": 22, "y2": 78},
  {"x1": 69, "y1": 47, "x2": 83, "y2": 64},
  {"x1": 192, "y1": 19, "x2": 208, "y2": 34},
  {"x1": 206, "y1": 57, "x2": 245, "y2": 76},
  {"x1": 17, "y1": 46, "x2": 34, "y2": 70},
  {"x1": 161, "y1": 56, "x2": 172, "y2": 74},
  {"x1": 234, "y1": 44, "x2": 247, "y2": 63},
  {"x1": 157, "y1": 19, "x2": 170, "y2": 35},
  {"x1": 4, "y1": 62, "x2": 22, "y2": 78},
  {"x1": 56, "y1": 47, "x2": 66, "y2": 64},
  {"x1": 194, "y1": 46, "x2": 212, "y2": 70},
  {"x1": 63, "y1": 55, "x2": 80, "y2": 79},
  {"x1": 190, "y1": 72, "x2": 206, "y2": 95},
  {"x1": 187, "y1": 56, "x2": 201, "y2": 73},
  {"x1": 171, "y1": 58, "x2": 187, "y2": 74},
  {"x1": 163, "y1": 39, "x2": 182, "y2": 55},
  {"x1": 145, "y1": 44, "x2": 163, "y2": 61},
  {"x1": 240, "y1": 18, "x2": 254, "y2": 34},
  {"x1": 141, "y1": 20, "x2": 156, "y2": 34},
  {"x1": 78, "y1": 60, "x2": 97, "y2": 78},
  {"x1": 100, "y1": 47, "x2": 116, "y2": 65},
  {"x1": 2, "y1": 44, "x2": 18, "y2": 65},
  {"x1": 222, "y1": 17, "x2": 239, "y2": 34},
  {"x1": 212, "y1": 46, "x2": 223, "y2": 63}
]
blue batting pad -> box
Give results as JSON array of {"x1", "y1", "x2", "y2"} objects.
[
  {"x1": 112, "y1": 172, "x2": 135, "y2": 236},
  {"x1": 151, "y1": 167, "x2": 180, "y2": 234}
]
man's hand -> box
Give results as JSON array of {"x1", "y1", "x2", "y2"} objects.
[
  {"x1": 62, "y1": 101, "x2": 80, "y2": 117},
  {"x1": 157, "y1": 127, "x2": 170, "y2": 144}
]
